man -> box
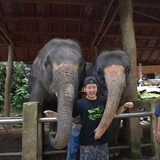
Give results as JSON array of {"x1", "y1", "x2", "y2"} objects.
[{"x1": 72, "y1": 76, "x2": 134, "y2": 160}]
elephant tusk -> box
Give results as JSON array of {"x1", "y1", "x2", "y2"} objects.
[{"x1": 49, "y1": 131, "x2": 57, "y2": 136}]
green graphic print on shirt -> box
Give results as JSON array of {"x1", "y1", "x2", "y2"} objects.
[{"x1": 88, "y1": 105, "x2": 105, "y2": 121}]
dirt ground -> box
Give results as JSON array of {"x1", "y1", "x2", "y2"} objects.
[{"x1": 0, "y1": 123, "x2": 155, "y2": 160}]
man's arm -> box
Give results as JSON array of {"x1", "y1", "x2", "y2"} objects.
[
  {"x1": 44, "y1": 110, "x2": 80, "y2": 122},
  {"x1": 116, "y1": 102, "x2": 134, "y2": 115}
]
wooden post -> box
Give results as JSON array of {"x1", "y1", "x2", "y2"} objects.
[
  {"x1": 22, "y1": 102, "x2": 43, "y2": 160},
  {"x1": 119, "y1": 0, "x2": 137, "y2": 100},
  {"x1": 139, "y1": 63, "x2": 142, "y2": 81},
  {"x1": 150, "y1": 99, "x2": 160, "y2": 160},
  {"x1": 125, "y1": 101, "x2": 142, "y2": 158},
  {"x1": 4, "y1": 44, "x2": 14, "y2": 130},
  {"x1": 119, "y1": 0, "x2": 141, "y2": 158}
]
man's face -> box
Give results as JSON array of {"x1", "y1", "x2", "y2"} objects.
[{"x1": 84, "y1": 83, "x2": 97, "y2": 99}]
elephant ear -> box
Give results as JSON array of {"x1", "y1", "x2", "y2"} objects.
[{"x1": 29, "y1": 57, "x2": 45, "y2": 84}]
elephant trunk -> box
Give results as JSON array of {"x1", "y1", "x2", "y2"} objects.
[
  {"x1": 50, "y1": 62, "x2": 79, "y2": 149},
  {"x1": 97, "y1": 65, "x2": 126, "y2": 136},
  {"x1": 49, "y1": 84, "x2": 76, "y2": 149}
]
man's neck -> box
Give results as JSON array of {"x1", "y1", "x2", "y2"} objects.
[{"x1": 86, "y1": 95, "x2": 97, "y2": 100}]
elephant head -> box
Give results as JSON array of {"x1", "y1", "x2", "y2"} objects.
[
  {"x1": 29, "y1": 39, "x2": 85, "y2": 149},
  {"x1": 90, "y1": 50, "x2": 131, "y2": 137}
]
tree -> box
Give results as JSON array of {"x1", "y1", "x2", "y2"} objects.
[{"x1": 0, "y1": 61, "x2": 30, "y2": 114}]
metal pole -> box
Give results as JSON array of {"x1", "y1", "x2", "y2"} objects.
[
  {"x1": 0, "y1": 152, "x2": 22, "y2": 157},
  {"x1": 0, "y1": 112, "x2": 153, "y2": 124}
]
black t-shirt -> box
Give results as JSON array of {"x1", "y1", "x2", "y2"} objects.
[{"x1": 73, "y1": 96, "x2": 108, "y2": 146}]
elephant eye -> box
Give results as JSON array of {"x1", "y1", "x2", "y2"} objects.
[
  {"x1": 79, "y1": 62, "x2": 84, "y2": 69},
  {"x1": 125, "y1": 66, "x2": 130, "y2": 75},
  {"x1": 98, "y1": 68, "x2": 105, "y2": 80}
]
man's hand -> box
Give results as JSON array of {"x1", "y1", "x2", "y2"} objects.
[
  {"x1": 156, "y1": 131, "x2": 160, "y2": 142},
  {"x1": 124, "y1": 102, "x2": 134, "y2": 109},
  {"x1": 43, "y1": 110, "x2": 58, "y2": 117}
]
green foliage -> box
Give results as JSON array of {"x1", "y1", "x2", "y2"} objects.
[{"x1": 0, "y1": 61, "x2": 30, "y2": 113}]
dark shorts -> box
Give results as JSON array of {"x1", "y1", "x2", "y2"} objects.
[{"x1": 80, "y1": 143, "x2": 109, "y2": 160}]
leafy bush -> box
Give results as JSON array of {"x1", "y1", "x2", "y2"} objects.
[{"x1": 0, "y1": 62, "x2": 31, "y2": 113}]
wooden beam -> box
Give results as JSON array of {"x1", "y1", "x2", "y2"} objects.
[
  {"x1": 90, "y1": 0, "x2": 114, "y2": 47},
  {"x1": 1, "y1": 16, "x2": 160, "y2": 27},
  {"x1": 0, "y1": 30, "x2": 10, "y2": 44},
  {"x1": 146, "y1": 51, "x2": 154, "y2": 64},
  {"x1": 0, "y1": 43, "x2": 160, "y2": 52},
  {"x1": 132, "y1": 0, "x2": 160, "y2": 8},
  {"x1": 10, "y1": 31, "x2": 160, "y2": 40},
  {"x1": 0, "y1": 24, "x2": 14, "y2": 44},
  {"x1": 133, "y1": 10, "x2": 160, "y2": 22},
  {"x1": 96, "y1": 6, "x2": 119, "y2": 46},
  {"x1": 10, "y1": 31, "x2": 93, "y2": 36},
  {"x1": 87, "y1": 0, "x2": 114, "y2": 61},
  {"x1": 112, "y1": 21, "x2": 160, "y2": 27},
  {"x1": 138, "y1": 50, "x2": 145, "y2": 63},
  {"x1": 0, "y1": 0, "x2": 108, "y2": 5},
  {"x1": 1, "y1": 16, "x2": 100, "y2": 24},
  {"x1": 156, "y1": 56, "x2": 160, "y2": 64},
  {"x1": 1, "y1": 0, "x2": 160, "y2": 8}
]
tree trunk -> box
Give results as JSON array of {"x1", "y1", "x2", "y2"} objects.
[{"x1": 4, "y1": 44, "x2": 14, "y2": 129}]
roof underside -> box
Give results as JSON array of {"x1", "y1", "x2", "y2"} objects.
[{"x1": 0, "y1": 0, "x2": 160, "y2": 65}]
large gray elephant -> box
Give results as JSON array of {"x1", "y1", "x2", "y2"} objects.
[
  {"x1": 86, "y1": 49, "x2": 131, "y2": 146},
  {"x1": 29, "y1": 38, "x2": 85, "y2": 149}
]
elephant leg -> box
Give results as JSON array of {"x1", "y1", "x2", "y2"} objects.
[{"x1": 107, "y1": 118, "x2": 121, "y2": 157}]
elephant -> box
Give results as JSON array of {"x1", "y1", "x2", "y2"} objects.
[
  {"x1": 29, "y1": 38, "x2": 85, "y2": 150},
  {"x1": 86, "y1": 49, "x2": 131, "y2": 148}
]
